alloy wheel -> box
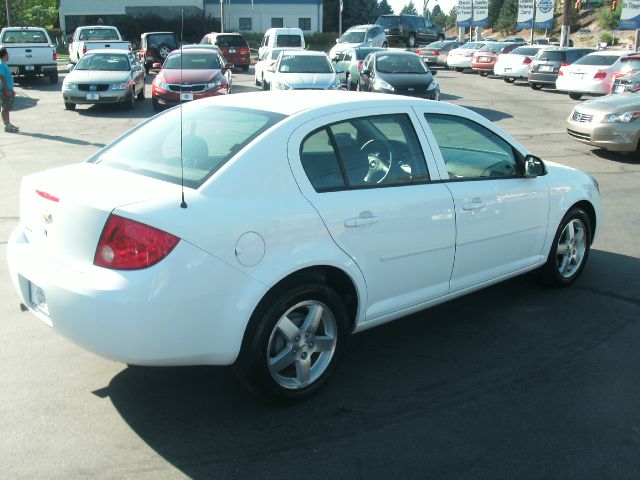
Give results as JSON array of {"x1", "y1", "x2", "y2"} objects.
[{"x1": 556, "y1": 218, "x2": 587, "y2": 278}]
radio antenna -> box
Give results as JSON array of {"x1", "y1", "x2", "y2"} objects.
[{"x1": 179, "y1": 9, "x2": 187, "y2": 209}]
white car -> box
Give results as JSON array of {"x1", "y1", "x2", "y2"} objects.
[
  {"x1": 446, "y1": 42, "x2": 487, "y2": 71},
  {"x1": 270, "y1": 50, "x2": 342, "y2": 90},
  {"x1": 494, "y1": 45, "x2": 544, "y2": 83},
  {"x1": 7, "y1": 92, "x2": 601, "y2": 400},
  {"x1": 254, "y1": 46, "x2": 303, "y2": 90},
  {"x1": 556, "y1": 50, "x2": 635, "y2": 100},
  {"x1": 328, "y1": 24, "x2": 388, "y2": 61}
]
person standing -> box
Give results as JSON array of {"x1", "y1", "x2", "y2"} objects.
[{"x1": 0, "y1": 47, "x2": 19, "y2": 133}]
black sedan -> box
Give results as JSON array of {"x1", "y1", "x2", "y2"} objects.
[{"x1": 356, "y1": 51, "x2": 439, "y2": 100}]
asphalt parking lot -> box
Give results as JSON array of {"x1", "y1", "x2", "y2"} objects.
[{"x1": 1, "y1": 68, "x2": 639, "y2": 479}]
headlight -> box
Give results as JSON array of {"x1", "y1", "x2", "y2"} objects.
[
  {"x1": 427, "y1": 79, "x2": 439, "y2": 90},
  {"x1": 276, "y1": 81, "x2": 292, "y2": 90},
  {"x1": 112, "y1": 83, "x2": 129, "y2": 90},
  {"x1": 329, "y1": 77, "x2": 341, "y2": 90},
  {"x1": 205, "y1": 80, "x2": 222, "y2": 90},
  {"x1": 155, "y1": 80, "x2": 170, "y2": 90},
  {"x1": 63, "y1": 82, "x2": 75, "y2": 90},
  {"x1": 601, "y1": 111, "x2": 640, "y2": 123},
  {"x1": 374, "y1": 78, "x2": 394, "y2": 91}
]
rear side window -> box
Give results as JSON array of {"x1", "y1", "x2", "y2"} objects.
[
  {"x1": 300, "y1": 114, "x2": 429, "y2": 192},
  {"x1": 573, "y1": 54, "x2": 619, "y2": 66},
  {"x1": 376, "y1": 16, "x2": 399, "y2": 27},
  {"x1": 91, "y1": 106, "x2": 285, "y2": 189},
  {"x1": 537, "y1": 50, "x2": 565, "y2": 61},
  {"x1": 1, "y1": 30, "x2": 48, "y2": 43},
  {"x1": 425, "y1": 114, "x2": 518, "y2": 180},
  {"x1": 148, "y1": 34, "x2": 177, "y2": 49},
  {"x1": 276, "y1": 34, "x2": 302, "y2": 47},
  {"x1": 215, "y1": 35, "x2": 248, "y2": 47}
]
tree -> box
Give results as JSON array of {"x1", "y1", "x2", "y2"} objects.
[
  {"x1": 399, "y1": 1, "x2": 419, "y2": 15},
  {"x1": 1, "y1": 0, "x2": 59, "y2": 29},
  {"x1": 446, "y1": 6, "x2": 457, "y2": 29},
  {"x1": 597, "y1": 3, "x2": 621, "y2": 30},
  {"x1": 378, "y1": 0, "x2": 394, "y2": 15},
  {"x1": 495, "y1": 0, "x2": 518, "y2": 34},
  {"x1": 343, "y1": 0, "x2": 385, "y2": 29},
  {"x1": 488, "y1": 0, "x2": 506, "y2": 29},
  {"x1": 431, "y1": 4, "x2": 447, "y2": 28}
]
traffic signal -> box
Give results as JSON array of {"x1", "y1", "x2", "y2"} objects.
[
  {"x1": 575, "y1": 0, "x2": 582, "y2": 10},
  {"x1": 612, "y1": 0, "x2": 617, "y2": 10}
]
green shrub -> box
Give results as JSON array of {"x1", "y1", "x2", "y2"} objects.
[
  {"x1": 597, "y1": 4, "x2": 621, "y2": 30},
  {"x1": 599, "y1": 32, "x2": 617, "y2": 45}
]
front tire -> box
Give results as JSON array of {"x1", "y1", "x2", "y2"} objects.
[
  {"x1": 569, "y1": 92, "x2": 583, "y2": 100},
  {"x1": 136, "y1": 85, "x2": 145, "y2": 100},
  {"x1": 538, "y1": 208, "x2": 592, "y2": 287},
  {"x1": 455, "y1": 67, "x2": 464, "y2": 72},
  {"x1": 64, "y1": 102, "x2": 76, "y2": 111},
  {"x1": 345, "y1": 73, "x2": 352, "y2": 90},
  {"x1": 124, "y1": 89, "x2": 136, "y2": 110},
  {"x1": 234, "y1": 282, "x2": 349, "y2": 401}
]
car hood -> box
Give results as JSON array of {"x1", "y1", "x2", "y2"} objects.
[
  {"x1": 378, "y1": 72, "x2": 434, "y2": 88},
  {"x1": 160, "y1": 69, "x2": 221, "y2": 84},
  {"x1": 67, "y1": 70, "x2": 131, "y2": 83},
  {"x1": 330, "y1": 42, "x2": 362, "y2": 57},
  {"x1": 275, "y1": 72, "x2": 337, "y2": 88},
  {"x1": 574, "y1": 93, "x2": 640, "y2": 113}
]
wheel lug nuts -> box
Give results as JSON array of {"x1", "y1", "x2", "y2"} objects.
[{"x1": 295, "y1": 335, "x2": 300, "y2": 342}]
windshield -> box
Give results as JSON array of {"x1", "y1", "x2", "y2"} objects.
[
  {"x1": 90, "y1": 106, "x2": 285, "y2": 189},
  {"x1": 78, "y1": 28, "x2": 119, "y2": 41},
  {"x1": 215, "y1": 35, "x2": 248, "y2": 47},
  {"x1": 1, "y1": 30, "x2": 48, "y2": 43},
  {"x1": 164, "y1": 53, "x2": 221, "y2": 70},
  {"x1": 511, "y1": 47, "x2": 541, "y2": 56},
  {"x1": 426, "y1": 42, "x2": 447, "y2": 49},
  {"x1": 148, "y1": 34, "x2": 177, "y2": 49},
  {"x1": 376, "y1": 54, "x2": 427, "y2": 74},
  {"x1": 573, "y1": 55, "x2": 619, "y2": 66},
  {"x1": 279, "y1": 54, "x2": 333, "y2": 73},
  {"x1": 340, "y1": 31, "x2": 366, "y2": 43},
  {"x1": 275, "y1": 35, "x2": 302, "y2": 47},
  {"x1": 75, "y1": 53, "x2": 130, "y2": 71}
]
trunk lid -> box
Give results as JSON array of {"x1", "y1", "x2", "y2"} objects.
[
  {"x1": 6, "y1": 45, "x2": 55, "y2": 66},
  {"x1": 20, "y1": 163, "x2": 179, "y2": 272}
]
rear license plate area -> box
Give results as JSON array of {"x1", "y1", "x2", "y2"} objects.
[
  {"x1": 540, "y1": 65, "x2": 553, "y2": 72},
  {"x1": 29, "y1": 281, "x2": 49, "y2": 316}
]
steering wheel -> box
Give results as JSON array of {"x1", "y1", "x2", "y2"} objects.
[
  {"x1": 480, "y1": 160, "x2": 515, "y2": 177},
  {"x1": 361, "y1": 139, "x2": 393, "y2": 184}
]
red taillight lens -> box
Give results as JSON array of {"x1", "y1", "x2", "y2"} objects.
[
  {"x1": 433, "y1": 50, "x2": 440, "y2": 56},
  {"x1": 53, "y1": 50, "x2": 57, "y2": 61},
  {"x1": 36, "y1": 190, "x2": 59, "y2": 202},
  {"x1": 594, "y1": 71, "x2": 607, "y2": 79},
  {"x1": 523, "y1": 56, "x2": 532, "y2": 64},
  {"x1": 357, "y1": 61, "x2": 363, "y2": 71},
  {"x1": 82, "y1": 45, "x2": 87, "y2": 55},
  {"x1": 94, "y1": 214, "x2": 180, "y2": 270},
  {"x1": 239, "y1": 47, "x2": 249, "y2": 54},
  {"x1": 633, "y1": 84, "x2": 640, "y2": 92},
  {"x1": 561, "y1": 62, "x2": 569, "y2": 67},
  {"x1": 416, "y1": 49, "x2": 423, "y2": 55}
]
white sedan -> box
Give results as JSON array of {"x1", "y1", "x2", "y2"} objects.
[
  {"x1": 269, "y1": 50, "x2": 343, "y2": 90},
  {"x1": 556, "y1": 50, "x2": 634, "y2": 100},
  {"x1": 494, "y1": 45, "x2": 543, "y2": 83},
  {"x1": 7, "y1": 92, "x2": 601, "y2": 400},
  {"x1": 254, "y1": 46, "x2": 303, "y2": 90},
  {"x1": 446, "y1": 42, "x2": 487, "y2": 71}
]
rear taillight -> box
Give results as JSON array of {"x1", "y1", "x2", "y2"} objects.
[
  {"x1": 466, "y1": 52, "x2": 475, "y2": 57},
  {"x1": 561, "y1": 62, "x2": 569, "y2": 67},
  {"x1": 239, "y1": 47, "x2": 249, "y2": 54},
  {"x1": 357, "y1": 61, "x2": 363, "y2": 71},
  {"x1": 633, "y1": 84, "x2": 640, "y2": 92},
  {"x1": 82, "y1": 45, "x2": 87, "y2": 55},
  {"x1": 594, "y1": 71, "x2": 607, "y2": 79},
  {"x1": 614, "y1": 71, "x2": 628, "y2": 79},
  {"x1": 523, "y1": 56, "x2": 532, "y2": 64},
  {"x1": 36, "y1": 190, "x2": 59, "y2": 202},
  {"x1": 94, "y1": 214, "x2": 180, "y2": 270},
  {"x1": 53, "y1": 49, "x2": 57, "y2": 61},
  {"x1": 416, "y1": 49, "x2": 423, "y2": 55},
  {"x1": 558, "y1": 69, "x2": 563, "y2": 76},
  {"x1": 433, "y1": 50, "x2": 440, "y2": 56}
]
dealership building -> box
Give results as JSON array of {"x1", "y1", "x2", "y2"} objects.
[{"x1": 59, "y1": 0, "x2": 324, "y2": 34}]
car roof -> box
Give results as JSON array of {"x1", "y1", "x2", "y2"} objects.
[
  {"x1": 280, "y1": 50, "x2": 327, "y2": 56},
  {"x1": 171, "y1": 47, "x2": 218, "y2": 54},
  {"x1": 84, "y1": 49, "x2": 131, "y2": 55},
  {"x1": 77, "y1": 25, "x2": 117, "y2": 29},
  {"x1": 372, "y1": 50, "x2": 418, "y2": 56},
  {"x1": 346, "y1": 24, "x2": 375, "y2": 31}
]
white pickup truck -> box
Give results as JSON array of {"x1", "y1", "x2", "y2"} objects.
[
  {"x1": 68, "y1": 26, "x2": 131, "y2": 64},
  {"x1": 0, "y1": 27, "x2": 58, "y2": 83}
]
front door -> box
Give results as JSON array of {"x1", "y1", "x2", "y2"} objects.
[{"x1": 288, "y1": 109, "x2": 456, "y2": 320}]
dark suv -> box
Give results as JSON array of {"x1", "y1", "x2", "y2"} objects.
[
  {"x1": 528, "y1": 47, "x2": 595, "y2": 90},
  {"x1": 138, "y1": 32, "x2": 178, "y2": 71},
  {"x1": 375, "y1": 14, "x2": 445, "y2": 48},
  {"x1": 201, "y1": 33, "x2": 251, "y2": 71}
]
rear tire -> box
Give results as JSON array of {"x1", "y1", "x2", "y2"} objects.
[
  {"x1": 136, "y1": 85, "x2": 145, "y2": 100},
  {"x1": 455, "y1": 67, "x2": 464, "y2": 72},
  {"x1": 530, "y1": 82, "x2": 543, "y2": 90},
  {"x1": 537, "y1": 208, "x2": 592, "y2": 287},
  {"x1": 480, "y1": 71, "x2": 489, "y2": 77},
  {"x1": 234, "y1": 282, "x2": 349, "y2": 401},
  {"x1": 64, "y1": 102, "x2": 76, "y2": 111},
  {"x1": 382, "y1": 41, "x2": 388, "y2": 48},
  {"x1": 437, "y1": 35, "x2": 445, "y2": 41},
  {"x1": 152, "y1": 98, "x2": 162, "y2": 112},
  {"x1": 569, "y1": 92, "x2": 583, "y2": 100},
  {"x1": 504, "y1": 76, "x2": 516, "y2": 83}
]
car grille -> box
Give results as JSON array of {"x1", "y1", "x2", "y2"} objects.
[
  {"x1": 78, "y1": 84, "x2": 110, "y2": 92},
  {"x1": 567, "y1": 129, "x2": 590, "y2": 141},
  {"x1": 396, "y1": 88, "x2": 427, "y2": 96},
  {"x1": 168, "y1": 84, "x2": 206, "y2": 92},
  {"x1": 571, "y1": 111, "x2": 594, "y2": 123}
]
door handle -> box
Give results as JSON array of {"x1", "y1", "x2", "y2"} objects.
[
  {"x1": 344, "y1": 212, "x2": 378, "y2": 228},
  {"x1": 462, "y1": 198, "x2": 486, "y2": 211}
]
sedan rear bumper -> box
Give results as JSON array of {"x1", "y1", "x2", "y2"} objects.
[
  {"x1": 556, "y1": 76, "x2": 609, "y2": 94},
  {"x1": 494, "y1": 63, "x2": 529, "y2": 78},
  {"x1": 528, "y1": 72, "x2": 559, "y2": 85},
  {"x1": 566, "y1": 117, "x2": 640, "y2": 152}
]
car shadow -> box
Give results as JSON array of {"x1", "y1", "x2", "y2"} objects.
[
  {"x1": 14, "y1": 77, "x2": 62, "y2": 92},
  {"x1": 75, "y1": 101, "x2": 156, "y2": 120},
  {"x1": 15, "y1": 131, "x2": 106, "y2": 148},
  {"x1": 591, "y1": 148, "x2": 638, "y2": 163},
  {"x1": 12, "y1": 96, "x2": 38, "y2": 111},
  {"x1": 461, "y1": 105, "x2": 513, "y2": 121},
  {"x1": 439, "y1": 93, "x2": 461, "y2": 101},
  {"x1": 97, "y1": 249, "x2": 640, "y2": 478}
]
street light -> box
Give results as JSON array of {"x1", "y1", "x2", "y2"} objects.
[{"x1": 5, "y1": 0, "x2": 10, "y2": 27}]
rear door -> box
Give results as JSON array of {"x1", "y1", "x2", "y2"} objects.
[{"x1": 288, "y1": 108, "x2": 455, "y2": 321}]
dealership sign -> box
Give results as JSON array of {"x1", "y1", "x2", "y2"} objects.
[
  {"x1": 619, "y1": 0, "x2": 640, "y2": 29},
  {"x1": 457, "y1": 0, "x2": 473, "y2": 27},
  {"x1": 473, "y1": 0, "x2": 489, "y2": 27},
  {"x1": 535, "y1": 0, "x2": 555, "y2": 28},
  {"x1": 516, "y1": 0, "x2": 535, "y2": 29}
]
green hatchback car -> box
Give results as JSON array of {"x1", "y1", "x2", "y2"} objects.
[{"x1": 332, "y1": 46, "x2": 386, "y2": 90}]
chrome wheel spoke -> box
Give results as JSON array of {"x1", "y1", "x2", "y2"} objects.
[
  {"x1": 277, "y1": 315, "x2": 299, "y2": 342},
  {"x1": 575, "y1": 226, "x2": 585, "y2": 244},
  {"x1": 557, "y1": 242, "x2": 569, "y2": 255},
  {"x1": 269, "y1": 346, "x2": 296, "y2": 374},
  {"x1": 313, "y1": 336, "x2": 335, "y2": 352},
  {"x1": 302, "y1": 304, "x2": 323, "y2": 334},
  {"x1": 296, "y1": 357, "x2": 311, "y2": 384},
  {"x1": 567, "y1": 221, "x2": 575, "y2": 241}
]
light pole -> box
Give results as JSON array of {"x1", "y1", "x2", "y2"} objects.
[
  {"x1": 220, "y1": 0, "x2": 224, "y2": 32},
  {"x1": 5, "y1": 0, "x2": 10, "y2": 27},
  {"x1": 339, "y1": 0, "x2": 343, "y2": 36}
]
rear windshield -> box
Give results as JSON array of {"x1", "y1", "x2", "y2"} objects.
[
  {"x1": 78, "y1": 28, "x2": 120, "y2": 41},
  {"x1": 279, "y1": 54, "x2": 332, "y2": 73},
  {"x1": 426, "y1": 41, "x2": 447, "y2": 49},
  {"x1": 480, "y1": 43, "x2": 509, "y2": 53},
  {"x1": 164, "y1": 53, "x2": 221, "y2": 69},
  {"x1": 148, "y1": 34, "x2": 177, "y2": 49},
  {"x1": 340, "y1": 31, "x2": 366, "y2": 43},
  {"x1": 536, "y1": 50, "x2": 565, "y2": 61},
  {"x1": 1, "y1": 30, "x2": 48, "y2": 43},
  {"x1": 573, "y1": 54, "x2": 619, "y2": 66},
  {"x1": 276, "y1": 35, "x2": 302, "y2": 47},
  {"x1": 376, "y1": 16, "x2": 399, "y2": 27},
  {"x1": 463, "y1": 42, "x2": 485, "y2": 50},
  {"x1": 91, "y1": 106, "x2": 285, "y2": 189},
  {"x1": 511, "y1": 47, "x2": 541, "y2": 56},
  {"x1": 75, "y1": 53, "x2": 130, "y2": 71},
  {"x1": 214, "y1": 35, "x2": 248, "y2": 47}
]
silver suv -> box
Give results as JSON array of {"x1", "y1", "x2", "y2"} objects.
[{"x1": 329, "y1": 24, "x2": 387, "y2": 61}]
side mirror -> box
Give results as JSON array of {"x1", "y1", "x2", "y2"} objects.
[
  {"x1": 152, "y1": 62, "x2": 161, "y2": 69},
  {"x1": 524, "y1": 154, "x2": 547, "y2": 177},
  {"x1": 335, "y1": 66, "x2": 345, "y2": 74}
]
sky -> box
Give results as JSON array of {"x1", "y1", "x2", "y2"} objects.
[{"x1": 387, "y1": 0, "x2": 457, "y2": 16}]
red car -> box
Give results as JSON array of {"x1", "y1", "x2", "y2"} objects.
[
  {"x1": 472, "y1": 42, "x2": 524, "y2": 76},
  {"x1": 151, "y1": 48, "x2": 231, "y2": 111},
  {"x1": 200, "y1": 32, "x2": 251, "y2": 71}
]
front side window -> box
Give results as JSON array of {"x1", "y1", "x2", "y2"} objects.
[
  {"x1": 271, "y1": 18, "x2": 284, "y2": 28},
  {"x1": 425, "y1": 114, "x2": 519, "y2": 179},
  {"x1": 91, "y1": 106, "x2": 285, "y2": 189},
  {"x1": 299, "y1": 114, "x2": 429, "y2": 192}
]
